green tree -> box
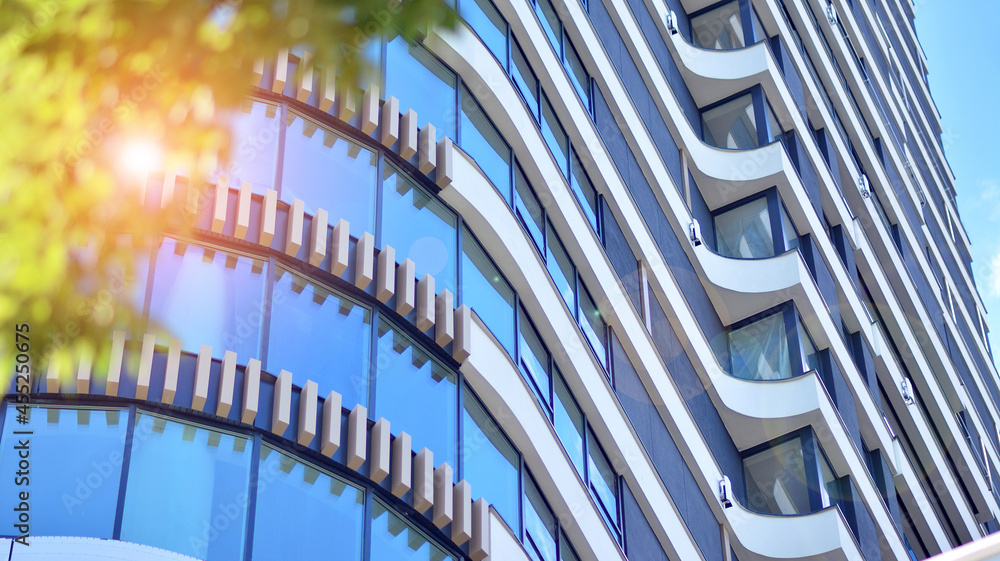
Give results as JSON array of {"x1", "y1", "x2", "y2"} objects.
[{"x1": 0, "y1": 0, "x2": 455, "y2": 384}]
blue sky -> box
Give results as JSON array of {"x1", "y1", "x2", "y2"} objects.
[{"x1": 913, "y1": 0, "x2": 1000, "y2": 364}]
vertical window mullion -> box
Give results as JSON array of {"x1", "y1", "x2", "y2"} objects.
[
  {"x1": 242, "y1": 433, "x2": 262, "y2": 561},
  {"x1": 112, "y1": 404, "x2": 138, "y2": 540}
]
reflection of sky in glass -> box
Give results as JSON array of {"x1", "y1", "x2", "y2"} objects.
[
  {"x1": 554, "y1": 374, "x2": 585, "y2": 475},
  {"x1": 215, "y1": 100, "x2": 280, "y2": 194},
  {"x1": 281, "y1": 114, "x2": 377, "y2": 238},
  {"x1": 267, "y1": 269, "x2": 371, "y2": 409},
  {"x1": 524, "y1": 476, "x2": 556, "y2": 561},
  {"x1": 120, "y1": 413, "x2": 251, "y2": 561},
  {"x1": 374, "y1": 321, "x2": 457, "y2": 470},
  {"x1": 148, "y1": 238, "x2": 267, "y2": 360},
  {"x1": 462, "y1": 387, "x2": 519, "y2": 529},
  {"x1": 0, "y1": 406, "x2": 126, "y2": 538},
  {"x1": 370, "y1": 499, "x2": 456, "y2": 561},
  {"x1": 253, "y1": 446, "x2": 364, "y2": 560},
  {"x1": 461, "y1": 229, "x2": 515, "y2": 355},
  {"x1": 386, "y1": 36, "x2": 456, "y2": 141},
  {"x1": 381, "y1": 166, "x2": 457, "y2": 294},
  {"x1": 461, "y1": 87, "x2": 511, "y2": 198}
]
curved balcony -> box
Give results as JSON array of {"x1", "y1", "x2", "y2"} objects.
[
  {"x1": 728, "y1": 503, "x2": 866, "y2": 561},
  {"x1": 670, "y1": 36, "x2": 772, "y2": 108}
]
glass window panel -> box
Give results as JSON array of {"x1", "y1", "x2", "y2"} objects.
[
  {"x1": 375, "y1": 320, "x2": 458, "y2": 469},
  {"x1": 215, "y1": 99, "x2": 280, "y2": 195},
  {"x1": 541, "y1": 95, "x2": 569, "y2": 176},
  {"x1": 461, "y1": 386, "x2": 520, "y2": 529},
  {"x1": 535, "y1": 0, "x2": 562, "y2": 54},
  {"x1": 386, "y1": 36, "x2": 456, "y2": 141},
  {"x1": 461, "y1": 86, "x2": 512, "y2": 198},
  {"x1": 267, "y1": 268, "x2": 372, "y2": 409},
  {"x1": 560, "y1": 533, "x2": 581, "y2": 561},
  {"x1": 253, "y1": 447, "x2": 364, "y2": 560},
  {"x1": 554, "y1": 372, "x2": 585, "y2": 475},
  {"x1": 764, "y1": 100, "x2": 783, "y2": 143},
  {"x1": 120, "y1": 413, "x2": 252, "y2": 560},
  {"x1": 281, "y1": 113, "x2": 377, "y2": 237},
  {"x1": 0, "y1": 406, "x2": 126, "y2": 538},
  {"x1": 743, "y1": 437, "x2": 812, "y2": 515},
  {"x1": 460, "y1": 0, "x2": 508, "y2": 63},
  {"x1": 691, "y1": 1, "x2": 745, "y2": 50},
  {"x1": 564, "y1": 42, "x2": 590, "y2": 108},
  {"x1": 546, "y1": 224, "x2": 576, "y2": 313},
  {"x1": 570, "y1": 151, "x2": 599, "y2": 233},
  {"x1": 751, "y1": 6, "x2": 767, "y2": 43},
  {"x1": 714, "y1": 197, "x2": 775, "y2": 258},
  {"x1": 381, "y1": 165, "x2": 458, "y2": 295},
  {"x1": 729, "y1": 311, "x2": 792, "y2": 380},
  {"x1": 580, "y1": 286, "x2": 608, "y2": 368},
  {"x1": 519, "y1": 307, "x2": 551, "y2": 407},
  {"x1": 512, "y1": 41, "x2": 539, "y2": 120},
  {"x1": 514, "y1": 167, "x2": 545, "y2": 252},
  {"x1": 797, "y1": 316, "x2": 819, "y2": 374},
  {"x1": 370, "y1": 499, "x2": 457, "y2": 561},
  {"x1": 587, "y1": 431, "x2": 619, "y2": 530},
  {"x1": 702, "y1": 94, "x2": 759, "y2": 149},
  {"x1": 461, "y1": 227, "x2": 516, "y2": 355},
  {"x1": 148, "y1": 238, "x2": 267, "y2": 360},
  {"x1": 524, "y1": 475, "x2": 557, "y2": 561},
  {"x1": 780, "y1": 203, "x2": 799, "y2": 252}
]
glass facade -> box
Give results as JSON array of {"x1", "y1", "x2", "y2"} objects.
[
  {"x1": 728, "y1": 305, "x2": 817, "y2": 381},
  {"x1": 253, "y1": 446, "x2": 365, "y2": 560},
  {"x1": 120, "y1": 413, "x2": 252, "y2": 560},
  {"x1": 147, "y1": 238, "x2": 268, "y2": 360},
  {"x1": 0, "y1": 406, "x2": 126, "y2": 539},
  {"x1": 382, "y1": 164, "x2": 459, "y2": 295},
  {"x1": 267, "y1": 268, "x2": 372, "y2": 408},
  {"x1": 281, "y1": 113, "x2": 378, "y2": 237},
  {"x1": 375, "y1": 321, "x2": 458, "y2": 468}
]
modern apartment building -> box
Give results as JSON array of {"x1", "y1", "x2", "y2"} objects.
[{"x1": 5, "y1": 0, "x2": 998, "y2": 559}]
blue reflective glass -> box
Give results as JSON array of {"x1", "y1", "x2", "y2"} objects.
[
  {"x1": 579, "y1": 287, "x2": 607, "y2": 368},
  {"x1": 535, "y1": 0, "x2": 561, "y2": 54},
  {"x1": 511, "y1": 41, "x2": 539, "y2": 119},
  {"x1": 519, "y1": 307, "x2": 551, "y2": 406},
  {"x1": 281, "y1": 112, "x2": 377, "y2": 237},
  {"x1": 386, "y1": 37, "x2": 456, "y2": 141},
  {"x1": 460, "y1": 0, "x2": 507, "y2": 64},
  {"x1": 461, "y1": 227, "x2": 515, "y2": 355},
  {"x1": 461, "y1": 86, "x2": 511, "y2": 199},
  {"x1": 252, "y1": 446, "x2": 364, "y2": 560},
  {"x1": 148, "y1": 238, "x2": 268, "y2": 359},
  {"x1": 370, "y1": 499, "x2": 457, "y2": 561},
  {"x1": 0, "y1": 406, "x2": 126, "y2": 539},
  {"x1": 564, "y1": 42, "x2": 589, "y2": 109},
  {"x1": 587, "y1": 431, "x2": 619, "y2": 531},
  {"x1": 461, "y1": 386, "x2": 519, "y2": 529},
  {"x1": 541, "y1": 95, "x2": 569, "y2": 176},
  {"x1": 215, "y1": 100, "x2": 280, "y2": 194},
  {"x1": 524, "y1": 475, "x2": 556, "y2": 561},
  {"x1": 120, "y1": 413, "x2": 252, "y2": 561},
  {"x1": 374, "y1": 321, "x2": 457, "y2": 469},
  {"x1": 514, "y1": 167, "x2": 545, "y2": 253},
  {"x1": 381, "y1": 165, "x2": 458, "y2": 295},
  {"x1": 267, "y1": 268, "x2": 372, "y2": 409},
  {"x1": 546, "y1": 224, "x2": 575, "y2": 313},
  {"x1": 553, "y1": 372, "x2": 585, "y2": 475},
  {"x1": 569, "y1": 151, "x2": 599, "y2": 233}
]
